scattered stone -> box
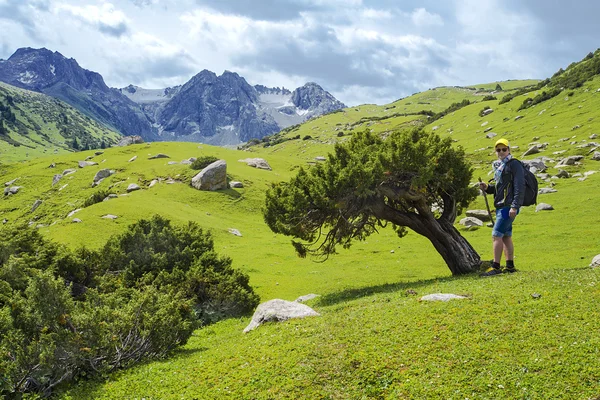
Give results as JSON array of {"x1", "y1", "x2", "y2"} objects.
[
  {"x1": 315, "y1": 156, "x2": 326, "y2": 161},
  {"x1": 2, "y1": 218, "x2": 7, "y2": 224},
  {"x1": 535, "y1": 203, "x2": 554, "y2": 212},
  {"x1": 584, "y1": 170, "x2": 598, "y2": 177},
  {"x1": 591, "y1": 134, "x2": 598, "y2": 139},
  {"x1": 31, "y1": 199, "x2": 42, "y2": 212},
  {"x1": 126, "y1": 183, "x2": 141, "y2": 193},
  {"x1": 459, "y1": 217, "x2": 483, "y2": 228},
  {"x1": 85, "y1": 155, "x2": 94, "y2": 161},
  {"x1": 481, "y1": 121, "x2": 489, "y2": 127},
  {"x1": 406, "y1": 289, "x2": 418, "y2": 296},
  {"x1": 72, "y1": 218, "x2": 82, "y2": 223},
  {"x1": 116, "y1": 135, "x2": 144, "y2": 146},
  {"x1": 94, "y1": 151, "x2": 104, "y2": 156},
  {"x1": 78, "y1": 160, "x2": 98, "y2": 168},
  {"x1": 239, "y1": 158, "x2": 272, "y2": 170},
  {"x1": 93, "y1": 169, "x2": 113, "y2": 183},
  {"x1": 4, "y1": 178, "x2": 19, "y2": 187},
  {"x1": 48, "y1": 163, "x2": 56, "y2": 168},
  {"x1": 181, "y1": 159, "x2": 192, "y2": 165},
  {"x1": 295, "y1": 294, "x2": 320, "y2": 303},
  {"x1": 555, "y1": 170, "x2": 570, "y2": 179},
  {"x1": 67, "y1": 209, "x2": 81, "y2": 218},
  {"x1": 62, "y1": 169, "x2": 76, "y2": 176},
  {"x1": 149, "y1": 153, "x2": 170, "y2": 159},
  {"x1": 191, "y1": 160, "x2": 228, "y2": 191},
  {"x1": 101, "y1": 214, "x2": 118, "y2": 220},
  {"x1": 590, "y1": 254, "x2": 600, "y2": 268},
  {"x1": 168, "y1": 161, "x2": 179, "y2": 165},
  {"x1": 129, "y1": 156, "x2": 137, "y2": 162},
  {"x1": 531, "y1": 293, "x2": 542, "y2": 299},
  {"x1": 4, "y1": 186, "x2": 21, "y2": 196},
  {"x1": 592, "y1": 151, "x2": 600, "y2": 161},
  {"x1": 556, "y1": 155, "x2": 584, "y2": 167},
  {"x1": 243, "y1": 299, "x2": 320, "y2": 333},
  {"x1": 466, "y1": 210, "x2": 491, "y2": 222},
  {"x1": 538, "y1": 188, "x2": 557, "y2": 194},
  {"x1": 228, "y1": 228, "x2": 242, "y2": 237},
  {"x1": 515, "y1": 115, "x2": 523, "y2": 121},
  {"x1": 523, "y1": 146, "x2": 541, "y2": 156},
  {"x1": 149, "y1": 179, "x2": 159, "y2": 188},
  {"x1": 229, "y1": 181, "x2": 244, "y2": 188},
  {"x1": 420, "y1": 293, "x2": 469, "y2": 302},
  {"x1": 52, "y1": 174, "x2": 63, "y2": 186},
  {"x1": 485, "y1": 132, "x2": 497, "y2": 139},
  {"x1": 482, "y1": 108, "x2": 494, "y2": 115}
]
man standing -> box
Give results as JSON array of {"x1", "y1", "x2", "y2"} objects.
[{"x1": 479, "y1": 138, "x2": 525, "y2": 276}]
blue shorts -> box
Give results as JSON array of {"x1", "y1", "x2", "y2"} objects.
[{"x1": 492, "y1": 207, "x2": 519, "y2": 237}]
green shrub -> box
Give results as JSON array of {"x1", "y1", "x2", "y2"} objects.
[
  {"x1": 0, "y1": 216, "x2": 259, "y2": 397},
  {"x1": 303, "y1": 135, "x2": 312, "y2": 140},
  {"x1": 190, "y1": 156, "x2": 219, "y2": 170},
  {"x1": 82, "y1": 189, "x2": 112, "y2": 208},
  {"x1": 482, "y1": 95, "x2": 497, "y2": 101}
]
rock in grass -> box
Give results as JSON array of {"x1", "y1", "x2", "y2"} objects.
[
  {"x1": 466, "y1": 210, "x2": 491, "y2": 222},
  {"x1": 4, "y1": 178, "x2": 19, "y2": 186},
  {"x1": 191, "y1": 160, "x2": 227, "y2": 191},
  {"x1": 129, "y1": 156, "x2": 137, "y2": 162},
  {"x1": 295, "y1": 294, "x2": 320, "y2": 303},
  {"x1": 238, "y1": 158, "x2": 272, "y2": 170},
  {"x1": 535, "y1": 203, "x2": 554, "y2": 212},
  {"x1": 243, "y1": 299, "x2": 320, "y2": 333},
  {"x1": 93, "y1": 169, "x2": 113, "y2": 183},
  {"x1": 229, "y1": 181, "x2": 244, "y2": 188},
  {"x1": 102, "y1": 214, "x2": 118, "y2": 220},
  {"x1": 127, "y1": 183, "x2": 141, "y2": 193},
  {"x1": 52, "y1": 174, "x2": 63, "y2": 186},
  {"x1": 149, "y1": 153, "x2": 170, "y2": 159},
  {"x1": 228, "y1": 228, "x2": 242, "y2": 237},
  {"x1": 72, "y1": 218, "x2": 82, "y2": 223},
  {"x1": 4, "y1": 186, "x2": 21, "y2": 196},
  {"x1": 31, "y1": 199, "x2": 42, "y2": 212},
  {"x1": 78, "y1": 160, "x2": 98, "y2": 168},
  {"x1": 459, "y1": 217, "x2": 483, "y2": 228},
  {"x1": 590, "y1": 254, "x2": 600, "y2": 268},
  {"x1": 420, "y1": 293, "x2": 469, "y2": 302}
]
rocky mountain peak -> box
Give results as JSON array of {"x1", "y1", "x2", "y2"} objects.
[{"x1": 291, "y1": 82, "x2": 346, "y2": 112}]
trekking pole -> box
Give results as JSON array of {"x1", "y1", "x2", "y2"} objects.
[{"x1": 478, "y1": 177, "x2": 494, "y2": 224}]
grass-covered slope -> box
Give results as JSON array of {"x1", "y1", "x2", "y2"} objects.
[
  {"x1": 0, "y1": 82, "x2": 120, "y2": 163},
  {"x1": 2, "y1": 64, "x2": 600, "y2": 399}
]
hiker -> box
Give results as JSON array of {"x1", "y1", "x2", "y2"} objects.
[{"x1": 478, "y1": 138, "x2": 525, "y2": 276}]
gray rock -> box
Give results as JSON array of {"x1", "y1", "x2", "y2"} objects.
[
  {"x1": 590, "y1": 254, "x2": 600, "y2": 268},
  {"x1": 181, "y1": 159, "x2": 192, "y2": 165},
  {"x1": 67, "y1": 209, "x2": 82, "y2": 218},
  {"x1": 2, "y1": 218, "x2": 7, "y2": 224},
  {"x1": 149, "y1": 153, "x2": 170, "y2": 159},
  {"x1": 127, "y1": 183, "x2": 141, "y2": 193},
  {"x1": 592, "y1": 151, "x2": 600, "y2": 161},
  {"x1": 243, "y1": 299, "x2": 320, "y2": 333},
  {"x1": 295, "y1": 294, "x2": 320, "y2": 303},
  {"x1": 420, "y1": 293, "x2": 469, "y2": 302},
  {"x1": 52, "y1": 174, "x2": 63, "y2": 186},
  {"x1": 538, "y1": 188, "x2": 557, "y2": 194},
  {"x1": 78, "y1": 160, "x2": 98, "y2": 168},
  {"x1": 239, "y1": 158, "x2": 272, "y2": 170},
  {"x1": 95, "y1": 151, "x2": 104, "y2": 156},
  {"x1": 591, "y1": 134, "x2": 599, "y2": 139},
  {"x1": 149, "y1": 179, "x2": 159, "y2": 188},
  {"x1": 515, "y1": 115, "x2": 523, "y2": 121},
  {"x1": 482, "y1": 108, "x2": 494, "y2": 115},
  {"x1": 4, "y1": 186, "x2": 21, "y2": 196},
  {"x1": 524, "y1": 159, "x2": 547, "y2": 172},
  {"x1": 556, "y1": 170, "x2": 570, "y2": 179},
  {"x1": 116, "y1": 135, "x2": 144, "y2": 146},
  {"x1": 168, "y1": 161, "x2": 179, "y2": 165},
  {"x1": 228, "y1": 228, "x2": 242, "y2": 236},
  {"x1": 523, "y1": 146, "x2": 541, "y2": 156},
  {"x1": 129, "y1": 156, "x2": 137, "y2": 162},
  {"x1": 556, "y1": 155, "x2": 584, "y2": 167},
  {"x1": 62, "y1": 169, "x2": 76, "y2": 176},
  {"x1": 466, "y1": 210, "x2": 491, "y2": 222},
  {"x1": 485, "y1": 132, "x2": 497, "y2": 139},
  {"x1": 31, "y1": 199, "x2": 42, "y2": 212},
  {"x1": 93, "y1": 169, "x2": 113, "y2": 183},
  {"x1": 48, "y1": 163, "x2": 56, "y2": 168},
  {"x1": 535, "y1": 203, "x2": 554, "y2": 212},
  {"x1": 72, "y1": 218, "x2": 82, "y2": 223},
  {"x1": 315, "y1": 156, "x2": 326, "y2": 161},
  {"x1": 4, "y1": 178, "x2": 18, "y2": 187},
  {"x1": 191, "y1": 160, "x2": 228, "y2": 191},
  {"x1": 101, "y1": 214, "x2": 118, "y2": 220},
  {"x1": 229, "y1": 181, "x2": 244, "y2": 188},
  {"x1": 459, "y1": 217, "x2": 483, "y2": 228}
]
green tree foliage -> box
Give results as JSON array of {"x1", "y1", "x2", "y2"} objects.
[
  {"x1": 495, "y1": 83, "x2": 503, "y2": 91},
  {"x1": 264, "y1": 129, "x2": 480, "y2": 275},
  {"x1": 517, "y1": 88, "x2": 562, "y2": 111},
  {"x1": 0, "y1": 216, "x2": 259, "y2": 396},
  {"x1": 190, "y1": 155, "x2": 219, "y2": 170}
]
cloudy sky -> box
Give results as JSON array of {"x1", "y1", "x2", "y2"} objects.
[{"x1": 1, "y1": 0, "x2": 599, "y2": 106}]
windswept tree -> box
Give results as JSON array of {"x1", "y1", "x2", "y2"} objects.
[{"x1": 263, "y1": 129, "x2": 481, "y2": 275}]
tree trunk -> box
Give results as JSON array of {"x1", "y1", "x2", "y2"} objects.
[{"x1": 422, "y1": 219, "x2": 481, "y2": 275}]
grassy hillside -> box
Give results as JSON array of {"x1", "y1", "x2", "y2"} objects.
[
  {"x1": 2, "y1": 64, "x2": 600, "y2": 399},
  {"x1": 0, "y1": 82, "x2": 120, "y2": 163}
]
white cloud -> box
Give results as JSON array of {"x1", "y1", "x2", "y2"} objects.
[
  {"x1": 411, "y1": 8, "x2": 443, "y2": 27},
  {"x1": 54, "y1": 2, "x2": 130, "y2": 37}
]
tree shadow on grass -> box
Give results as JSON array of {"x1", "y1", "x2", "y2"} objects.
[{"x1": 315, "y1": 274, "x2": 476, "y2": 307}]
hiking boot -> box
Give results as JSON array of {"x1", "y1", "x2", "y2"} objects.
[
  {"x1": 503, "y1": 266, "x2": 517, "y2": 274},
  {"x1": 480, "y1": 267, "x2": 503, "y2": 277}
]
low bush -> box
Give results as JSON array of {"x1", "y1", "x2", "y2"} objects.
[
  {"x1": 82, "y1": 189, "x2": 113, "y2": 208},
  {"x1": 0, "y1": 216, "x2": 259, "y2": 397},
  {"x1": 190, "y1": 156, "x2": 219, "y2": 170}
]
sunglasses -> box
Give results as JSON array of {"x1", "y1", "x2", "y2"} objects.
[{"x1": 495, "y1": 147, "x2": 509, "y2": 153}]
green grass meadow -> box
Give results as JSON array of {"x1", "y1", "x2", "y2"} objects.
[{"x1": 1, "y1": 77, "x2": 600, "y2": 399}]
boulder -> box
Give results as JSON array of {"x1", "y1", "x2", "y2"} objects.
[
  {"x1": 78, "y1": 160, "x2": 98, "y2": 168},
  {"x1": 127, "y1": 183, "x2": 141, "y2": 193},
  {"x1": 485, "y1": 132, "x2": 497, "y2": 139},
  {"x1": 93, "y1": 169, "x2": 113, "y2": 183},
  {"x1": 592, "y1": 151, "x2": 600, "y2": 161},
  {"x1": 67, "y1": 209, "x2": 82, "y2": 218},
  {"x1": 191, "y1": 160, "x2": 228, "y2": 191},
  {"x1": 129, "y1": 156, "x2": 137, "y2": 162},
  {"x1": 149, "y1": 179, "x2": 159, "y2": 188},
  {"x1": 523, "y1": 146, "x2": 541, "y2": 156},
  {"x1": 590, "y1": 254, "x2": 600, "y2": 268},
  {"x1": 459, "y1": 217, "x2": 483, "y2": 228},
  {"x1": 420, "y1": 293, "x2": 469, "y2": 302},
  {"x1": 466, "y1": 210, "x2": 491, "y2": 222},
  {"x1": 535, "y1": 203, "x2": 554, "y2": 212},
  {"x1": 31, "y1": 199, "x2": 42, "y2": 212},
  {"x1": 482, "y1": 108, "x2": 494, "y2": 115},
  {"x1": 538, "y1": 188, "x2": 557, "y2": 194},
  {"x1": 315, "y1": 156, "x2": 326, "y2": 161},
  {"x1": 239, "y1": 158, "x2": 272, "y2": 170},
  {"x1": 101, "y1": 214, "x2": 118, "y2": 220},
  {"x1": 555, "y1": 170, "x2": 570, "y2": 179},
  {"x1": 4, "y1": 186, "x2": 21, "y2": 196},
  {"x1": 52, "y1": 174, "x2": 63, "y2": 186},
  {"x1": 556, "y1": 155, "x2": 584, "y2": 167},
  {"x1": 62, "y1": 169, "x2": 76, "y2": 176},
  {"x1": 243, "y1": 299, "x2": 320, "y2": 333},
  {"x1": 525, "y1": 158, "x2": 547, "y2": 172},
  {"x1": 72, "y1": 218, "x2": 82, "y2": 223},
  {"x1": 95, "y1": 151, "x2": 104, "y2": 156},
  {"x1": 229, "y1": 181, "x2": 244, "y2": 188},
  {"x1": 4, "y1": 178, "x2": 19, "y2": 186},
  {"x1": 228, "y1": 228, "x2": 242, "y2": 237},
  {"x1": 116, "y1": 135, "x2": 144, "y2": 146},
  {"x1": 295, "y1": 294, "x2": 320, "y2": 303}
]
